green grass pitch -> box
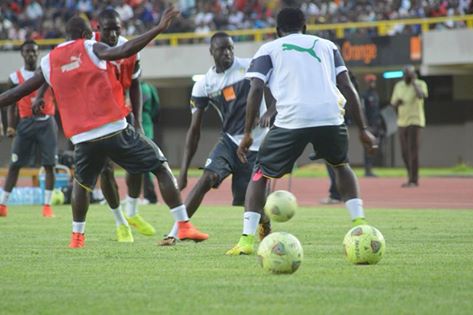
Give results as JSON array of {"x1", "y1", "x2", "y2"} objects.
[{"x1": 1, "y1": 204, "x2": 472, "y2": 315}]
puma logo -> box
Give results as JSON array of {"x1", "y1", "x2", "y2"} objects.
[
  {"x1": 282, "y1": 40, "x2": 321, "y2": 62},
  {"x1": 61, "y1": 54, "x2": 82, "y2": 73}
]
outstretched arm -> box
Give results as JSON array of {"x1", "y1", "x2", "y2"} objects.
[
  {"x1": 31, "y1": 82, "x2": 51, "y2": 116},
  {"x1": 0, "y1": 70, "x2": 45, "y2": 109},
  {"x1": 93, "y1": 7, "x2": 179, "y2": 61}
]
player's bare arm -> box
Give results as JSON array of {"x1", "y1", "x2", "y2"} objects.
[
  {"x1": 259, "y1": 87, "x2": 277, "y2": 128},
  {"x1": 129, "y1": 77, "x2": 143, "y2": 133},
  {"x1": 336, "y1": 70, "x2": 377, "y2": 153},
  {"x1": 178, "y1": 107, "x2": 205, "y2": 190},
  {"x1": 31, "y1": 82, "x2": 50, "y2": 116},
  {"x1": 93, "y1": 7, "x2": 179, "y2": 61},
  {"x1": 237, "y1": 78, "x2": 264, "y2": 163},
  {"x1": 5, "y1": 78, "x2": 18, "y2": 137},
  {"x1": 0, "y1": 69, "x2": 45, "y2": 109}
]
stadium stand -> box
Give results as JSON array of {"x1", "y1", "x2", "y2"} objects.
[{"x1": 0, "y1": 0, "x2": 472, "y2": 47}]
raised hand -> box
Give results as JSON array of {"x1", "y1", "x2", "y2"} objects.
[{"x1": 157, "y1": 6, "x2": 180, "y2": 31}]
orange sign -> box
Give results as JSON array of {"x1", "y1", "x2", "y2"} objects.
[{"x1": 342, "y1": 41, "x2": 377, "y2": 64}]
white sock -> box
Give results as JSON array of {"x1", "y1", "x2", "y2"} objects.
[
  {"x1": 170, "y1": 204, "x2": 189, "y2": 222},
  {"x1": 110, "y1": 206, "x2": 128, "y2": 227},
  {"x1": 242, "y1": 211, "x2": 261, "y2": 236},
  {"x1": 44, "y1": 190, "x2": 52, "y2": 206},
  {"x1": 72, "y1": 221, "x2": 86, "y2": 234},
  {"x1": 126, "y1": 196, "x2": 139, "y2": 217},
  {"x1": 168, "y1": 223, "x2": 179, "y2": 239},
  {"x1": 0, "y1": 191, "x2": 10, "y2": 205},
  {"x1": 345, "y1": 198, "x2": 365, "y2": 220}
]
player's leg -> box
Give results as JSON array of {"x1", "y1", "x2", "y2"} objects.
[
  {"x1": 233, "y1": 149, "x2": 271, "y2": 240},
  {"x1": 160, "y1": 169, "x2": 219, "y2": 245},
  {"x1": 42, "y1": 166, "x2": 55, "y2": 217},
  {"x1": 69, "y1": 140, "x2": 107, "y2": 248},
  {"x1": 226, "y1": 127, "x2": 308, "y2": 255},
  {"x1": 109, "y1": 125, "x2": 208, "y2": 243},
  {"x1": 320, "y1": 163, "x2": 342, "y2": 204},
  {"x1": 142, "y1": 172, "x2": 158, "y2": 204},
  {"x1": 162, "y1": 137, "x2": 232, "y2": 245},
  {"x1": 315, "y1": 125, "x2": 367, "y2": 226},
  {"x1": 124, "y1": 172, "x2": 156, "y2": 236},
  {"x1": 99, "y1": 160, "x2": 133, "y2": 243},
  {"x1": 0, "y1": 165, "x2": 20, "y2": 217},
  {"x1": 38, "y1": 117, "x2": 58, "y2": 217},
  {"x1": 151, "y1": 162, "x2": 208, "y2": 241},
  {"x1": 0, "y1": 119, "x2": 34, "y2": 216}
]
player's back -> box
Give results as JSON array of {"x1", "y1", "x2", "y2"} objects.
[{"x1": 261, "y1": 33, "x2": 345, "y2": 128}]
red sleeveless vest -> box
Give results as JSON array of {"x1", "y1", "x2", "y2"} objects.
[
  {"x1": 16, "y1": 70, "x2": 55, "y2": 118},
  {"x1": 49, "y1": 39, "x2": 128, "y2": 138}
]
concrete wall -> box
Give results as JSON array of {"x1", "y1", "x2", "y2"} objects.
[{"x1": 423, "y1": 29, "x2": 473, "y2": 65}]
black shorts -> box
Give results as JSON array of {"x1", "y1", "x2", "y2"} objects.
[
  {"x1": 11, "y1": 116, "x2": 58, "y2": 167},
  {"x1": 205, "y1": 134, "x2": 257, "y2": 206},
  {"x1": 74, "y1": 125, "x2": 166, "y2": 190},
  {"x1": 257, "y1": 125, "x2": 349, "y2": 178}
]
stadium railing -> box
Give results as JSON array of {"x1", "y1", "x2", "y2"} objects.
[{"x1": 0, "y1": 14, "x2": 472, "y2": 48}]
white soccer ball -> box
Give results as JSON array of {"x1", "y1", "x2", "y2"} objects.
[
  {"x1": 257, "y1": 232, "x2": 303, "y2": 274},
  {"x1": 264, "y1": 190, "x2": 297, "y2": 222}
]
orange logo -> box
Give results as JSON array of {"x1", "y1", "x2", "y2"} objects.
[{"x1": 342, "y1": 42, "x2": 377, "y2": 64}]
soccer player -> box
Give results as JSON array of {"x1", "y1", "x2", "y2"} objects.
[
  {"x1": 160, "y1": 32, "x2": 274, "y2": 246},
  {"x1": 0, "y1": 8, "x2": 208, "y2": 248},
  {"x1": 95, "y1": 9, "x2": 155, "y2": 242},
  {"x1": 0, "y1": 40, "x2": 57, "y2": 218},
  {"x1": 226, "y1": 8, "x2": 377, "y2": 255}
]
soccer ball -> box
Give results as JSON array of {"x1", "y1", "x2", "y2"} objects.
[
  {"x1": 257, "y1": 232, "x2": 303, "y2": 274},
  {"x1": 343, "y1": 225, "x2": 386, "y2": 265},
  {"x1": 264, "y1": 190, "x2": 297, "y2": 222},
  {"x1": 51, "y1": 189, "x2": 65, "y2": 205}
]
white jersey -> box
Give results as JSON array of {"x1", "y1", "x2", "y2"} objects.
[
  {"x1": 246, "y1": 33, "x2": 348, "y2": 129},
  {"x1": 40, "y1": 40, "x2": 126, "y2": 144},
  {"x1": 9, "y1": 66, "x2": 51, "y2": 121},
  {"x1": 191, "y1": 57, "x2": 267, "y2": 151},
  {"x1": 9, "y1": 66, "x2": 35, "y2": 85}
]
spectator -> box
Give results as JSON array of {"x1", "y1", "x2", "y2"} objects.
[{"x1": 390, "y1": 65, "x2": 428, "y2": 188}]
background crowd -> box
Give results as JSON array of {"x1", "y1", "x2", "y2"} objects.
[{"x1": 0, "y1": 0, "x2": 472, "y2": 44}]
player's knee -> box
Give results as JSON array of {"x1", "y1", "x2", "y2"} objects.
[{"x1": 201, "y1": 171, "x2": 219, "y2": 188}]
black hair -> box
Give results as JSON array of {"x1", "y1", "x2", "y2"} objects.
[
  {"x1": 210, "y1": 32, "x2": 230, "y2": 45},
  {"x1": 277, "y1": 8, "x2": 306, "y2": 33},
  {"x1": 98, "y1": 9, "x2": 120, "y2": 23},
  {"x1": 20, "y1": 40, "x2": 38, "y2": 51},
  {"x1": 65, "y1": 16, "x2": 90, "y2": 40}
]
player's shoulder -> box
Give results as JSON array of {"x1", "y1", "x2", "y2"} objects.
[
  {"x1": 234, "y1": 56, "x2": 251, "y2": 68},
  {"x1": 117, "y1": 35, "x2": 128, "y2": 45},
  {"x1": 9, "y1": 69, "x2": 19, "y2": 84}
]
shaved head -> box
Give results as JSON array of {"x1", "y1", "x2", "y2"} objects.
[{"x1": 65, "y1": 16, "x2": 93, "y2": 40}]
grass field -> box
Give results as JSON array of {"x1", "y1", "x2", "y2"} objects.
[{"x1": 1, "y1": 204, "x2": 473, "y2": 315}]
